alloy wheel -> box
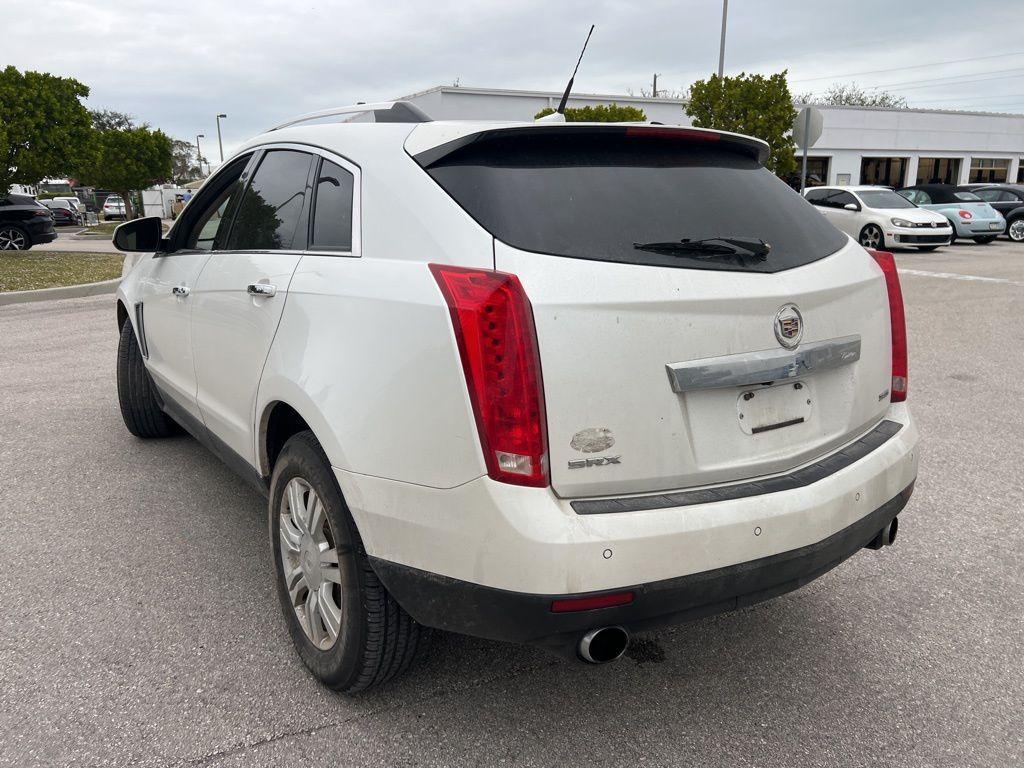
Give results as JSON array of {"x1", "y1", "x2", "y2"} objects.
[
  {"x1": 860, "y1": 226, "x2": 882, "y2": 249},
  {"x1": 279, "y1": 477, "x2": 343, "y2": 650},
  {"x1": 0, "y1": 227, "x2": 28, "y2": 250},
  {"x1": 1009, "y1": 219, "x2": 1024, "y2": 242}
]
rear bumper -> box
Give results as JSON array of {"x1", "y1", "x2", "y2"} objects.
[{"x1": 372, "y1": 483, "x2": 913, "y2": 649}]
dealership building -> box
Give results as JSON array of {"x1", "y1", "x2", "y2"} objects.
[{"x1": 400, "y1": 85, "x2": 1024, "y2": 187}]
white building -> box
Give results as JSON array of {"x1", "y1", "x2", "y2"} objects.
[{"x1": 400, "y1": 85, "x2": 1024, "y2": 187}]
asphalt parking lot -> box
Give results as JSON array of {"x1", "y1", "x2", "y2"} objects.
[{"x1": 1, "y1": 241, "x2": 1022, "y2": 767}]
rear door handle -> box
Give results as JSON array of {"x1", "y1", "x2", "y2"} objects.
[
  {"x1": 172, "y1": 284, "x2": 190, "y2": 296},
  {"x1": 247, "y1": 283, "x2": 277, "y2": 298}
]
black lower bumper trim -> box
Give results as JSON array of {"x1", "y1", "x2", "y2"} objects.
[{"x1": 371, "y1": 483, "x2": 914, "y2": 652}]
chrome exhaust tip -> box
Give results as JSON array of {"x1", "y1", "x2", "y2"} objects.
[
  {"x1": 578, "y1": 626, "x2": 630, "y2": 664},
  {"x1": 865, "y1": 516, "x2": 899, "y2": 550}
]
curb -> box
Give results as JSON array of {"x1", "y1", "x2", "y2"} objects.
[{"x1": 0, "y1": 278, "x2": 120, "y2": 306}]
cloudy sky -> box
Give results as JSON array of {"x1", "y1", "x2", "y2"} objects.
[{"x1": 5, "y1": 0, "x2": 1022, "y2": 160}]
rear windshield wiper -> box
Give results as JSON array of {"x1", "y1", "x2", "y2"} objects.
[{"x1": 632, "y1": 236, "x2": 772, "y2": 259}]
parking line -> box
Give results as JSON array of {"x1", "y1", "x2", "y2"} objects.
[{"x1": 898, "y1": 268, "x2": 1024, "y2": 287}]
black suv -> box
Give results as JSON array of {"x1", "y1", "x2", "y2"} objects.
[{"x1": 0, "y1": 194, "x2": 58, "y2": 250}]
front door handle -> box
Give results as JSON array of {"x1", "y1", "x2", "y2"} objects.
[
  {"x1": 247, "y1": 283, "x2": 277, "y2": 298},
  {"x1": 172, "y1": 284, "x2": 190, "y2": 297}
]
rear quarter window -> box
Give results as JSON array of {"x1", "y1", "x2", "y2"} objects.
[{"x1": 420, "y1": 130, "x2": 847, "y2": 273}]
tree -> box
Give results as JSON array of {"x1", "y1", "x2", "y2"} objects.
[
  {"x1": 795, "y1": 83, "x2": 908, "y2": 109},
  {"x1": 534, "y1": 103, "x2": 647, "y2": 122},
  {"x1": 76, "y1": 113, "x2": 173, "y2": 219},
  {"x1": 685, "y1": 71, "x2": 797, "y2": 176},
  {"x1": 0, "y1": 66, "x2": 94, "y2": 197},
  {"x1": 170, "y1": 139, "x2": 203, "y2": 185}
]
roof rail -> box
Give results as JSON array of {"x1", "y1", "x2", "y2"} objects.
[{"x1": 268, "y1": 101, "x2": 431, "y2": 131}]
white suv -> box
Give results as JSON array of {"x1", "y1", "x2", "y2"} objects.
[{"x1": 113, "y1": 102, "x2": 918, "y2": 692}]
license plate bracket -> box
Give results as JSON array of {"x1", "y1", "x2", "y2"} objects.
[{"x1": 737, "y1": 381, "x2": 812, "y2": 436}]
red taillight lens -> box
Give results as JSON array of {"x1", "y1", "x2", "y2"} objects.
[
  {"x1": 957, "y1": 209, "x2": 972, "y2": 220},
  {"x1": 551, "y1": 591, "x2": 634, "y2": 613},
  {"x1": 868, "y1": 250, "x2": 908, "y2": 402},
  {"x1": 429, "y1": 264, "x2": 549, "y2": 487}
]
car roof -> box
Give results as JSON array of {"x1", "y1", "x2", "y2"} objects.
[
  {"x1": 900, "y1": 183, "x2": 956, "y2": 192},
  {"x1": 236, "y1": 102, "x2": 773, "y2": 169}
]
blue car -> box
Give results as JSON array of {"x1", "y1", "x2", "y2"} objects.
[{"x1": 897, "y1": 184, "x2": 1005, "y2": 243}]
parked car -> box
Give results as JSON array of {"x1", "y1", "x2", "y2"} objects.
[
  {"x1": 897, "y1": 184, "x2": 1005, "y2": 243},
  {"x1": 804, "y1": 185, "x2": 951, "y2": 250},
  {"x1": 0, "y1": 193, "x2": 57, "y2": 250},
  {"x1": 41, "y1": 198, "x2": 83, "y2": 226},
  {"x1": 54, "y1": 195, "x2": 86, "y2": 217},
  {"x1": 111, "y1": 103, "x2": 918, "y2": 692},
  {"x1": 102, "y1": 195, "x2": 127, "y2": 220},
  {"x1": 971, "y1": 184, "x2": 1024, "y2": 242}
]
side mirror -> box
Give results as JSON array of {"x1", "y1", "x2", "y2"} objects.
[
  {"x1": 844, "y1": 202, "x2": 860, "y2": 211},
  {"x1": 113, "y1": 216, "x2": 164, "y2": 252}
]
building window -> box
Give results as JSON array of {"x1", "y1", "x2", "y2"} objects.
[
  {"x1": 916, "y1": 158, "x2": 961, "y2": 185},
  {"x1": 804, "y1": 157, "x2": 830, "y2": 186},
  {"x1": 860, "y1": 157, "x2": 907, "y2": 187},
  {"x1": 969, "y1": 158, "x2": 1009, "y2": 183},
  {"x1": 1018, "y1": 161, "x2": 1024, "y2": 183}
]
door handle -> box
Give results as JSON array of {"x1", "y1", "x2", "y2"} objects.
[
  {"x1": 247, "y1": 283, "x2": 277, "y2": 298},
  {"x1": 172, "y1": 284, "x2": 190, "y2": 297}
]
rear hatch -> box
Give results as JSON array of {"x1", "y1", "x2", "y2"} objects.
[{"x1": 413, "y1": 125, "x2": 894, "y2": 498}]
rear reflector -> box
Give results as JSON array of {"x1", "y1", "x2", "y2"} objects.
[
  {"x1": 868, "y1": 250, "x2": 908, "y2": 402},
  {"x1": 551, "y1": 591, "x2": 635, "y2": 613},
  {"x1": 429, "y1": 264, "x2": 549, "y2": 487}
]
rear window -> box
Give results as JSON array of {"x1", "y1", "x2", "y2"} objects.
[{"x1": 422, "y1": 131, "x2": 847, "y2": 273}]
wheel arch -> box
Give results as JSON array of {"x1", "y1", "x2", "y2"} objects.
[{"x1": 116, "y1": 299, "x2": 129, "y2": 331}]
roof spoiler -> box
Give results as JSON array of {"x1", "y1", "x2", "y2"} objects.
[
  {"x1": 409, "y1": 124, "x2": 770, "y2": 168},
  {"x1": 268, "y1": 101, "x2": 431, "y2": 132}
]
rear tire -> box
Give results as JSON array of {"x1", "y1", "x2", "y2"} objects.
[
  {"x1": 269, "y1": 431, "x2": 431, "y2": 693},
  {"x1": 973, "y1": 236, "x2": 997, "y2": 244},
  {"x1": 1007, "y1": 216, "x2": 1024, "y2": 242},
  {"x1": 117, "y1": 320, "x2": 177, "y2": 438},
  {"x1": 858, "y1": 224, "x2": 884, "y2": 250}
]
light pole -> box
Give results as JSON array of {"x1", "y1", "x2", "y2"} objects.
[
  {"x1": 215, "y1": 114, "x2": 227, "y2": 163},
  {"x1": 717, "y1": 0, "x2": 728, "y2": 79},
  {"x1": 195, "y1": 134, "x2": 206, "y2": 176}
]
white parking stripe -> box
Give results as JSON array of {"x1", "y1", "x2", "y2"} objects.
[{"x1": 898, "y1": 268, "x2": 1024, "y2": 287}]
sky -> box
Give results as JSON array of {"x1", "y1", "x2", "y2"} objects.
[{"x1": 4, "y1": 0, "x2": 1023, "y2": 162}]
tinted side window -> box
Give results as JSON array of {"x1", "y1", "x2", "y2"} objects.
[
  {"x1": 804, "y1": 189, "x2": 828, "y2": 204},
  {"x1": 311, "y1": 160, "x2": 354, "y2": 250},
  {"x1": 183, "y1": 154, "x2": 251, "y2": 251},
  {"x1": 975, "y1": 189, "x2": 1003, "y2": 202},
  {"x1": 227, "y1": 150, "x2": 313, "y2": 251},
  {"x1": 832, "y1": 192, "x2": 858, "y2": 208}
]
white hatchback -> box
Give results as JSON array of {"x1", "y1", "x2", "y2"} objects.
[
  {"x1": 804, "y1": 185, "x2": 952, "y2": 250},
  {"x1": 112, "y1": 103, "x2": 919, "y2": 692}
]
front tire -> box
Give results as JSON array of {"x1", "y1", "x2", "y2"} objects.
[
  {"x1": 270, "y1": 431, "x2": 430, "y2": 693},
  {"x1": 0, "y1": 225, "x2": 29, "y2": 251},
  {"x1": 1007, "y1": 217, "x2": 1024, "y2": 242},
  {"x1": 117, "y1": 321, "x2": 177, "y2": 438},
  {"x1": 859, "y1": 224, "x2": 884, "y2": 250}
]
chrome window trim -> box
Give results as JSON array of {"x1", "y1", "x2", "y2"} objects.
[{"x1": 666, "y1": 335, "x2": 861, "y2": 393}]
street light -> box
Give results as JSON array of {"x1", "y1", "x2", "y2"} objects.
[
  {"x1": 195, "y1": 134, "x2": 206, "y2": 176},
  {"x1": 717, "y1": 0, "x2": 728, "y2": 79},
  {"x1": 215, "y1": 114, "x2": 227, "y2": 163}
]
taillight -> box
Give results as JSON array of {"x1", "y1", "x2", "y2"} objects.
[
  {"x1": 429, "y1": 264, "x2": 549, "y2": 487},
  {"x1": 957, "y1": 209, "x2": 972, "y2": 220},
  {"x1": 868, "y1": 250, "x2": 908, "y2": 402}
]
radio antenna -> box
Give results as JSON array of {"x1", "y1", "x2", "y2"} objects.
[{"x1": 555, "y1": 25, "x2": 595, "y2": 114}]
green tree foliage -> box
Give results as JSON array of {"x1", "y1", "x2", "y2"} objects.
[
  {"x1": 76, "y1": 111, "x2": 173, "y2": 219},
  {"x1": 685, "y1": 72, "x2": 797, "y2": 176},
  {"x1": 170, "y1": 138, "x2": 203, "y2": 185},
  {"x1": 0, "y1": 66, "x2": 94, "y2": 197},
  {"x1": 534, "y1": 103, "x2": 647, "y2": 122},
  {"x1": 796, "y1": 83, "x2": 907, "y2": 109}
]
